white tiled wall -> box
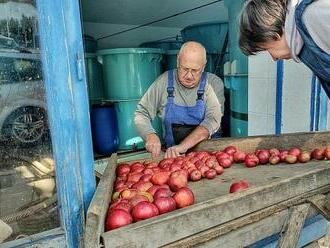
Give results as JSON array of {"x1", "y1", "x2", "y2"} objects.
[
  {"x1": 247, "y1": 52, "x2": 326, "y2": 136},
  {"x1": 281, "y1": 60, "x2": 312, "y2": 133},
  {"x1": 248, "y1": 52, "x2": 277, "y2": 135}
]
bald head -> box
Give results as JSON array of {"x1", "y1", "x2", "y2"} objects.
[
  {"x1": 176, "y1": 41, "x2": 207, "y2": 88},
  {"x1": 178, "y1": 41, "x2": 207, "y2": 65}
]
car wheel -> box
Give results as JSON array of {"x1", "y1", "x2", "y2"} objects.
[{"x1": 2, "y1": 106, "x2": 48, "y2": 146}]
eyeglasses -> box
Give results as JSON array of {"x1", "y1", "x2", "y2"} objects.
[{"x1": 178, "y1": 65, "x2": 203, "y2": 78}]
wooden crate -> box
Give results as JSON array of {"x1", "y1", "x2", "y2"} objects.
[{"x1": 85, "y1": 131, "x2": 330, "y2": 248}]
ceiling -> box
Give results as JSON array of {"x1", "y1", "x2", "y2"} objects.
[{"x1": 80, "y1": 0, "x2": 228, "y2": 28}]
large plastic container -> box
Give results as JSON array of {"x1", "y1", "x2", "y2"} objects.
[
  {"x1": 139, "y1": 40, "x2": 183, "y2": 51},
  {"x1": 90, "y1": 104, "x2": 119, "y2": 155},
  {"x1": 114, "y1": 100, "x2": 163, "y2": 150},
  {"x1": 83, "y1": 35, "x2": 97, "y2": 53},
  {"x1": 85, "y1": 53, "x2": 104, "y2": 103},
  {"x1": 181, "y1": 22, "x2": 228, "y2": 54},
  {"x1": 225, "y1": 75, "x2": 248, "y2": 137},
  {"x1": 97, "y1": 48, "x2": 164, "y2": 100}
]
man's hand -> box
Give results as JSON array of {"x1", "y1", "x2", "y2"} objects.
[
  {"x1": 165, "y1": 145, "x2": 187, "y2": 158},
  {"x1": 145, "y1": 133, "x2": 161, "y2": 159}
]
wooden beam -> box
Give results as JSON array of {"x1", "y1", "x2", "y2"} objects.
[
  {"x1": 278, "y1": 204, "x2": 311, "y2": 248},
  {"x1": 308, "y1": 194, "x2": 330, "y2": 221}
]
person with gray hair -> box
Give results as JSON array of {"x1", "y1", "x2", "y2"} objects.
[
  {"x1": 239, "y1": 0, "x2": 330, "y2": 97},
  {"x1": 135, "y1": 41, "x2": 224, "y2": 158}
]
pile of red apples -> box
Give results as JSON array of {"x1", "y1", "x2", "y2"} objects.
[{"x1": 106, "y1": 146, "x2": 330, "y2": 231}]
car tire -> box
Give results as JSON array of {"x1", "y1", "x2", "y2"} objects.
[{"x1": 2, "y1": 106, "x2": 49, "y2": 146}]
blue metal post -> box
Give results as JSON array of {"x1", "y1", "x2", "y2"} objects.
[
  {"x1": 36, "y1": 0, "x2": 95, "y2": 247},
  {"x1": 310, "y1": 74, "x2": 317, "y2": 131},
  {"x1": 275, "y1": 60, "x2": 283, "y2": 135}
]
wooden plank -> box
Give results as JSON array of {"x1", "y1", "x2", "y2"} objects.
[
  {"x1": 102, "y1": 165, "x2": 330, "y2": 247},
  {"x1": 163, "y1": 187, "x2": 330, "y2": 248},
  {"x1": 0, "y1": 228, "x2": 65, "y2": 248},
  {"x1": 278, "y1": 204, "x2": 311, "y2": 248},
  {"x1": 194, "y1": 131, "x2": 330, "y2": 153},
  {"x1": 84, "y1": 154, "x2": 117, "y2": 248},
  {"x1": 308, "y1": 194, "x2": 330, "y2": 221}
]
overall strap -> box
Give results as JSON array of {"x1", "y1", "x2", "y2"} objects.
[
  {"x1": 197, "y1": 72, "x2": 207, "y2": 100},
  {"x1": 167, "y1": 70, "x2": 175, "y2": 98}
]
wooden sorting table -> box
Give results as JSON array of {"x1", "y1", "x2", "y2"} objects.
[{"x1": 85, "y1": 132, "x2": 330, "y2": 248}]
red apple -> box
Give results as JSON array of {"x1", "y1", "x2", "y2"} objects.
[
  {"x1": 132, "y1": 202, "x2": 159, "y2": 222},
  {"x1": 105, "y1": 209, "x2": 132, "y2": 231},
  {"x1": 168, "y1": 170, "x2": 188, "y2": 191},
  {"x1": 154, "y1": 188, "x2": 173, "y2": 199},
  {"x1": 233, "y1": 151, "x2": 247, "y2": 163},
  {"x1": 324, "y1": 147, "x2": 330, "y2": 160},
  {"x1": 244, "y1": 154, "x2": 259, "y2": 168},
  {"x1": 205, "y1": 157, "x2": 219, "y2": 168},
  {"x1": 129, "y1": 195, "x2": 149, "y2": 207},
  {"x1": 109, "y1": 201, "x2": 132, "y2": 214},
  {"x1": 229, "y1": 180, "x2": 250, "y2": 193},
  {"x1": 279, "y1": 150, "x2": 289, "y2": 162},
  {"x1": 195, "y1": 151, "x2": 210, "y2": 160},
  {"x1": 218, "y1": 158, "x2": 233, "y2": 168},
  {"x1": 159, "y1": 158, "x2": 175, "y2": 169},
  {"x1": 153, "y1": 197, "x2": 177, "y2": 214},
  {"x1": 269, "y1": 148, "x2": 280, "y2": 157},
  {"x1": 204, "y1": 169, "x2": 217, "y2": 179},
  {"x1": 120, "y1": 189, "x2": 138, "y2": 200},
  {"x1": 199, "y1": 165, "x2": 210, "y2": 177},
  {"x1": 116, "y1": 163, "x2": 130, "y2": 176},
  {"x1": 298, "y1": 151, "x2": 311, "y2": 163},
  {"x1": 256, "y1": 150, "x2": 270, "y2": 164},
  {"x1": 189, "y1": 169, "x2": 202, "y2": 181},
  {"x1": 269, "y1": 155, "x2": 280, "y2": 165},
  {"x1": 131, "y1": 181, "x2": 153, "y2": 192},
  {"x1": 151, "y1": 171, "x2": 171, "y2": 185},
  {"x1": 285, "y1": 154, "x2": 297, "y2": 164},
  {"x1": 130, "y1": 162, "x2": 145, "y2": 173},
  {"x1": 173, "y1": 187, "x2": 195, "y2": 208},
  {"x1": 214, "y1": 165, "x2": 224, "y2": 175},
  {"x1": 312, "y1": 148, "x2": 325, "y2": 160},
  {"x1": 127, "y1": 172, "x2": 143, "y2": 183},
  {"x1": 288, "y1": 148, "x2": 301, "y2": 157},
  {"x1": 139, "y1": 174, "x2": 153, "y2": 182},
  {"x1": 224, "y1": 145, "x2": 237, "y2": 155},
  {"x1": 147, "y1": 185, "x2": 169, "y2": 196}
]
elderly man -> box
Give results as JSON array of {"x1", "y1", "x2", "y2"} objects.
[{"x1": 134, "y1": 41, "x2": 224, "y2": 158}]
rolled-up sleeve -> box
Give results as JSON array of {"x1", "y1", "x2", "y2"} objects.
[{"x1": 134, "y1": 74, "x2": 165, "y2": 140}]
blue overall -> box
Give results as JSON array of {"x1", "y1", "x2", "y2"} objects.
[
  {"x1": 164, "y1": 70, "x2": 207, "y2": 147},
  {"x1": 295, "y1": 0, "x2": 330, "y2": 98}
]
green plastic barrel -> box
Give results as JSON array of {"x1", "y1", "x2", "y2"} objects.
[
  {"x1": 97, "y1": 48, "x2": 164, "y2": 100},
  {"x1": 165, "y1": 50, "x2": 219, "y2": 73},
  {"x1": 85, "y1": 53, "x2": 104, "y2": 103},
  {"x1": 114, "y1": 100, "x2": 163, "y2": 150},
  {"x1": 225, "y1": 75, "x2": 248, "y2": 137}
]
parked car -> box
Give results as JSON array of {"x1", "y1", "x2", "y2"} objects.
[{"x1": 0, "y1": 49, "x2": 48, "y2": 145}]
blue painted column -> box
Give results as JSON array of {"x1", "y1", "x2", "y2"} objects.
[
  {"x1": 36, "y1": 0, "x2": 95, "y2": 247},
  {"x1": 275, "y1": 60, "x2": 283, "y2": 135}
]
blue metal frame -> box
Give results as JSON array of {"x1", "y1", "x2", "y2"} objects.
[
  {"x1": 36, "y1": 0, "x2": 96, "y2": 247},
  {"x1": 275, "y1": 60, "x2": 283, "y2": 135}
]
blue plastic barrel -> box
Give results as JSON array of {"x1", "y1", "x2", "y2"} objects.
[
  {"x1": 85, "y1": 53, "x2": 104, "y2": 103},
  {"x1": 181, "y1": 22, "x2": 228, "y2": 54},
  {"x1": 83, "y1": 34, "x2": 97, "y2": 53},
  {"x1": 140, "y1": 40, "x2": 183, "y2": 51},
  {"x1": 97, "y1": 48, "x2": 164, "y2": 100},
  {"x1": 90, "y1": 104, "x2": 119, "y2": 155},
  {"x1": 114, "y1": 100, "x2": 163, "y2": 150}
]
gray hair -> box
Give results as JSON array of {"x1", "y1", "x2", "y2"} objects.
[
  {"x1": 178, "y1": 41, "x2": 207, "y2": 65},
  {"x1": 239, "y1": 0, "x2": 288, "y2": 55}
]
